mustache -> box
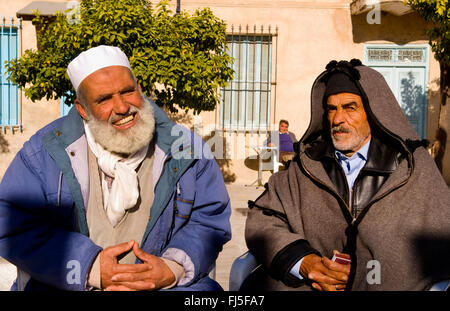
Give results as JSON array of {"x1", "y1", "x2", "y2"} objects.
[
  {"x1": 108, "y1": 106, "x2": 139, "y2": 124},
  {"x1": 331, "y1": 125, "x2": 352, "y2": 134}
]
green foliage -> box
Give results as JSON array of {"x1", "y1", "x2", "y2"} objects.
[
  {"x1": 405, "y1": 0, "x2": 450, "y2": 65},
  {"x1": 6, "y1": 0, "x2": 234, "y2": 114}
]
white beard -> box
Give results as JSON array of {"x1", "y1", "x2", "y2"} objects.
[{"x1": 85, "y1": 96, "x2": 155, "y2": 156}]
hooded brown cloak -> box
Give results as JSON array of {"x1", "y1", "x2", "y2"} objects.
[{"x1": 245, "y1": 60, "x2": 450, "y2": 291}]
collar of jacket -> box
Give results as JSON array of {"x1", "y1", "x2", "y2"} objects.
[
  {"x1": 298, "y1": 134, "x2": 411, "y2": 220},
  {"x1": 304, "y1": 135, "x2": 402, "y2": 174},
  {"x1": 41, "y1": 99, "x2": 196, "y2": 237}
]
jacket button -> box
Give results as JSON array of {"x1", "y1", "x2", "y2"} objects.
[
  {"x1": 56, "y1": 131, "x2": 61, "y2": 136},
  {"x1": 173, "y1": 167, "x2": 178, "y2": 173}
]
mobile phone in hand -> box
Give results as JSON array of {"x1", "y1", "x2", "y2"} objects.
[{"x1": 331, "y1": 253, "x2": 351, "y2": 265}]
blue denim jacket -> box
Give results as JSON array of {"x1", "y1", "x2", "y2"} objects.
[{"x1": 0, "y1": 100, "x2": 231, "y2": 291}]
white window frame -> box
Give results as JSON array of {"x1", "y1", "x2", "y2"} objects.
[{"x1": 364, "y1": 44, "x2": 430, "y2": 139}]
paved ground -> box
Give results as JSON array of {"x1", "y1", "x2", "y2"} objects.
[
  {"x1": 214, "y1": 183, "x2": 264, "y2": 290},
  {"x1": 0, "y1": 182, "x2": 264, "y2": 291}
]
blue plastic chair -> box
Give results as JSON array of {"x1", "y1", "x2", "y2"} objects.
[{"x1": 229, "y1": 251, "x2": 260, "y2": 291}]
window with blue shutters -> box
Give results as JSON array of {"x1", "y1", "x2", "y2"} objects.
[
  {"x1": 0, "y1": 17, "x2": 21, "y2": 133},
  {"x1": 220, "y1": 25, "x2": 276, "y2": 131},
  {"x1": 364, "y1": 44, "x2": 429, "y2": 139}
]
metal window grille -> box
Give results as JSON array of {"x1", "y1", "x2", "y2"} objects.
[
  {"x1": 367, "y1": 49, "x2": 392, "y2": 62},
  {"x1": 0, "y1": 16, "x2": 21, "y2": 133},
  {"x1": 397, "y1": 49, "x2": 424, "y2": 62},
  {"x1": 367, "y1": 47, "x2": 425, "y2": 63},
  {"x1": 220, "y1": 25, "x2": 276, "y2": 131}
]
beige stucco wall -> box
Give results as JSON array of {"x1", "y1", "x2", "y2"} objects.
[
  {"x1": 0, "y1": 0, "x2": 446, "y2": 185},
  {"x1": 0, "y1": 0, "x2": 64, "y2": 178}
]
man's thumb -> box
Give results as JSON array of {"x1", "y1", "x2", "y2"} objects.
[{"x1": 108, "y1": 240, "x2": 135, "y2": 257}]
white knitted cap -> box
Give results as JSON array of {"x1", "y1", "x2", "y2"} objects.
[{"x1": 67, "y1": 45, "x2": 132, "y2": 91}]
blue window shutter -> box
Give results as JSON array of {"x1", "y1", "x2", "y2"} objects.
[{"x1": 0, "y1": 17, "x2": 20, "y2": 131}]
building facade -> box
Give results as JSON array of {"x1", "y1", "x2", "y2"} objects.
[{"x1": 0, "y1": 0, "x2": 448, "y2": 185}]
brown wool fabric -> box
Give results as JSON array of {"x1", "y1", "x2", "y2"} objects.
[{"x1": 245, "y1": 64, "x2": 450, "y2": 291}]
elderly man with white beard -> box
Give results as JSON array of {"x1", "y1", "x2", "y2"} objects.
[{"x1": 0, "y1": 45, "x2": 231, "y2": 291}]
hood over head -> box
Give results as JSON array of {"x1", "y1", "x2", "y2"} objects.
[{"x1": 299, "y1": 59, "x2": 421, "y2": 155}]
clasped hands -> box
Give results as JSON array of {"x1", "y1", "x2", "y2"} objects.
[
  {"x1": 300, "y1": 250, "x2": 351, "y2": 291},
  {"x1": 100, "y1": 240, "x2": 175, "y2": 291}
]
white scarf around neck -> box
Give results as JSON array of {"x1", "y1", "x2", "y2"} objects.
[{"x1": 84, "y1": 122, "x2": 148, "y2": 227}]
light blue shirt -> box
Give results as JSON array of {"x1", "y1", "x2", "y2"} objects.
[
  {"x1": 334, "y1": 139, "x2": 371, "y2": 191},
  {"x1": 289, "y1": 139, "x2": 371, "y2": 280}
]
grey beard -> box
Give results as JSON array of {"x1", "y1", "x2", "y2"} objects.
[
  {"x1": 85, "y1": 97, "x2": 155, "y2": 156},
  {"x1": 331, "y1": 127, "x2": 369, "y2": 154}
]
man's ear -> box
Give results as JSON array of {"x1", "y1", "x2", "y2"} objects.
[{"x1": 75, "y1": 99, "x2": 88, "y2": 121}]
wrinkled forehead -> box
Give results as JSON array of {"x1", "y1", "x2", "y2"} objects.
[{"x1": 325, "y1": 92, "x2": 364, "y2": 106}]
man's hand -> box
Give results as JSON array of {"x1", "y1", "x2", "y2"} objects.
[
  {"x1": 100, "y1": 240, "x2": 141, "y2": 289},
  {"x1": 105, "y1": 242, "x2": 176, "y2": 291},
  {"x1": 299, "y1": 250, "x2": 351, "y2": 291}
]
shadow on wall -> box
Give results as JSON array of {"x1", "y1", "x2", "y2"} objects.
[
  {"x1": 165, "y1": 109, "x2": 194, "y2": 125},
  {"x1": 431, "y1": 127, "x2": 447, "y2": 173},
  {"x1": 425, "y1": 78, "x2": 449, "y2": 183},
  {"x1": 216, "y1": 158, "x2": 237, "y2": 184},
  {"x1": 164, "y1": 108, "x2": 236, "y2": 183},
  {"x1": 0, "y1": 132, "x2": 9, "y2": 154},
  {"x1": 202, "y1": 131, "x2": 236, "y2": 184},
  {"x1": 351, "y1": 12, "x2": 430, "y2": 44}
]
